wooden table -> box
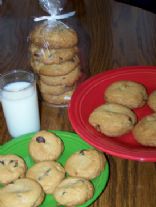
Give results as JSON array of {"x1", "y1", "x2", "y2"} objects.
[{"x1": 0, "y1": 0, "x2": 156, "y2": 206}]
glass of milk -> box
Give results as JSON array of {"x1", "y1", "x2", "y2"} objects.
[{"x1": 0, "y1": 70, "x2": 40, "y2": 137}]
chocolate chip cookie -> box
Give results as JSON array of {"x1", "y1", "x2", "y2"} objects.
[
  {"x1": 30, "y1": 44, "x2": 79, "y2": 64},
  {"x1": 89, "y1": 103, "x2": 137, "y2": 137},
  {"x1": 53, "y1": 177, "x2": 94, "y2": 206},
  {"x1": 0, "y1": 154, "x2": 27, "y2": 185},
  {"x1": 133, "y1": 113, "x2": 156, "y2": 146},
  {"x1": 29, "y1": 22, "x2": 78, "y2": 49},
  {"x1": 29, "y1": 130, "x2": 64, "y2": 162},
  {"x1": 0, "y1": 178, "x2": 45, "y2": 207},
  {"x1": 65, "y1": 149, "x2": 106, "y2": 179},
  {"x1": 40, "y1": 66, "x2": 81, "y2": 86},
  {"x1": 26, "y1": 161, "x2": 65, "y2": 194},
  {"x1": 104, "y1": 80, "x2": 148, "y2": 108}
]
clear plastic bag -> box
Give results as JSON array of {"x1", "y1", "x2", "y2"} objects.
[{"x1": 29, "y1": 0, "x2": 90, "y2": 107}]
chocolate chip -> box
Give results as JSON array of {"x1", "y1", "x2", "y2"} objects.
[
  {"x1": 10, "y1": 181, "x2": 15, "y2": 184},
  {"x1": 59, "y1": 57, "x2": 63, "y2": 61},
  {"x1": 48, "y1": 54, "x2": 53, "y2": 58},
  {"x1": 62, "y1": 191, "x2": 66, "y2": 196},
  {"x1": 71, "y1": 57, "x2": 75, "y2": 62},
  {"x1": 0, "y1": 160, "x2": 4, "y2": 165},
  {"x1": 14, "y1": 161, "x2": 18, "y2": 167},
  {"x1": 45, "y1": 168, "x2": 51, "y2": 176},
  {"x1": 79, "y1": 150, "x2": 86, "y2": 155},
  {"x1": 36, "y1": 136, "x2": 45, "y2": 143},
  {"x1": 95, "y1": 124, "x2": 101, "y2": 132},
  {"x1": 128, "y1": 117, "x2": 133, "y2": 123},
  {"x1": 9, "y1": 160, "x2": 18, "y2": 167},
  {"x1": 38, "y1": 176, "x2": 42, "y2": 181},
  {"x1": 38, "y1": 168, "x2": 51, "y2": 181},
  {"x1": 34, "y1": 53, "x2": 40, "y2": 57}
]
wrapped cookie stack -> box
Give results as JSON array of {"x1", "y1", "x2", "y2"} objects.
[{"x1": 29, "y1": 0, "x2": 84, "y2": 107}]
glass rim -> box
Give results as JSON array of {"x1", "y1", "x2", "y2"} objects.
[{"x1": 0, "y1": 69, "x2": 36, "y2": 93}]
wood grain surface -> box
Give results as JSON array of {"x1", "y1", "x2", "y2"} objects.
[{"x1": 0, "y1": 0, "x2": 156, "y2": 207}]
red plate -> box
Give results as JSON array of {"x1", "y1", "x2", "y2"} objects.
[{"x1": 68, "y1": 66, "x2": 156, "y2": 162}]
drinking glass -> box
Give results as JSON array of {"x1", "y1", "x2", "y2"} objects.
[{"x1": 0, "y1": 70, "x2": 40, "y2": 137}]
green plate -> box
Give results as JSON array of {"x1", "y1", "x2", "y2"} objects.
[{"x1": 0, "y1": 130, "x2": 109, "y2": 207}]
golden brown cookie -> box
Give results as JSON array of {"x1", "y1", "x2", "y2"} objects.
[
  {"x1": 0, "y1": 178, "x2": 45, "y2": 207},
  {"x1": 147, "y1": 90, "x2": 156, "y2": 111},
  {"x1": 30, "y1": 57, "x2": 40, "y2": 73},
  {"x1": 30, "y1": 44, "x2": 79, "y2": 64},
  {"x1": 104, "y1": 80, "x2": 148, "y2": 108},
  {"x1": 42, "y1": 89, "x2": 74, "y2": 106},
  {"x1": 0, "y1": 154, "x2": 27, "y2": 185},
  {"x1": 53, "y1": 177, "x2": 94, "y2": 206},
  {"x1": 40, "y1": 66, "x2": 81, "y2": 86},
  {"x1": 29, "y1": 130, "x2": 64, "y2": 162},
  {"x1": 89, "y1": 103, "x2": 137, "y2": 137},
  {"x1": 29, "y1": 22, "x2": 78, "y2": 49},
  {"x1": 31, "y1": 55, "x2": 80, "y2": 76},
  {"x1": 26, "y1": 161, "x2": 65, "y2": 194},
  {"x1": 39, "y1": 80, "x2": 74, "y2": 95},
  {"x1": 65, "y1": 149, "x2": 106, "y2": 179},
  {"x1": 133, "y1": 113, "x2": 156, "y2": 146}
]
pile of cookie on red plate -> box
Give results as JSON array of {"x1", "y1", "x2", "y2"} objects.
[
  {"x1": 89, "y1": 80, "x2": 156, "y2": 147},
  {"x1": 29, "y1": 22, "x2": 82, "y2": 106}
]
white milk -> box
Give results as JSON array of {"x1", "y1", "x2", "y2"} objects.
[{"x1": 1, "y1": 81, "x2": 40, "y2": 137}]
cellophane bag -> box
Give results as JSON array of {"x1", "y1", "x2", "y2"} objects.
[{"x1": 28, "y1": 0, "x2": 90, "y2": 107}]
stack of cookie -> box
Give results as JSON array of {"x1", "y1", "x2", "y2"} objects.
[{"x1": 29, "y1": 22, "x2": 82, "y2": 106}]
